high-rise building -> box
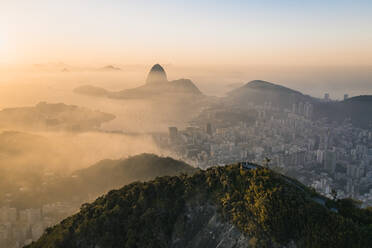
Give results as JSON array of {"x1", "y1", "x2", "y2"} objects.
[
  {"x1": 298, "y1": 102, "x2": 304, "y2": 115},
  {"x1": 292, "y1": 103, "x2": 296, "y2": 114},
  {"x1": 168, "y1": 127, "x2": 178, "y2": 143},
  {"x1": 344, "y1": 94, "x2": 349, "y2": 100},
  {"x1": 324, "y1": 150, "x2": 336, "y2": 173},
  {"x1": 206, "y1": 123, "x2": 212, "y2": 136},
  {"x1": 316, "y1": 150, "x2": 324, "y2": 163},
  {"x1": 304, "y1": 102, "x2": 313, "y2": 118},
  {"x1": 324, "y1": 93, "x2": 330, "y2": 101}
]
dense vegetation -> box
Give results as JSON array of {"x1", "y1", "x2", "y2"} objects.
[{"x1": 27, "y1": 164, "x2": 372, "y2": 248}]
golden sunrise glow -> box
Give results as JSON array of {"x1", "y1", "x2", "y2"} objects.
[
  {"x1": 0, "y1": 33, "x2": 9, "y2": 62},
  {"x1": 0, "y1": 1, "x2": 371, "y2": 66}
]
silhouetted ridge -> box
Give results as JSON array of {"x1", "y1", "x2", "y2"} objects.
[
  {"x1": 171, "y1": 79, "x2": 203, "y2": 95},
  {"x1": 75, "y1": 64, "x2": 203, "y2": 98},
  {"x1": 242, "y1": 80, "x2": 303, "y2": 95},
  {"x1": 344, "y1": 95, "x2": 372, "y2": 103},
  {"x1": 17, "y1": 153, "x2": 196, "y2": 208},
  {"x1": 74, "y1": 153, "x2": 196, "y2": 192},
  {"x1": 226, "y1": 80, "x2": 313, "y2": 109},
  {"x1": 314, "y1": 94, "x2": 372, "y2": 128},
  {"x1": 225, "y1": 80, "x2": 372, "y2": 128}
]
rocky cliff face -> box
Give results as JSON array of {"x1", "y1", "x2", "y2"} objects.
[
  {"x1": 146, "y1": 64, "x2": 168, "y2": 84},
  {"x1": 171, "y1": 202, "x2": 250, "y2": 248},
  {"x1": 171, "y1": 200, "x2": 297, "y2": 248}
]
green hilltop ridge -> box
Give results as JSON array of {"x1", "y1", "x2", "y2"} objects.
[{"x1": 26, "y1": 163, "x2": 372, "y2": 248}]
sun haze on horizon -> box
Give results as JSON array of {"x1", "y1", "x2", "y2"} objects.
[{"x1": 1, "y1": 0, "x2": 372, "y2": 66}]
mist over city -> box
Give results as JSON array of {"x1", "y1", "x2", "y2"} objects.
[{"x1": 0, "y1": 1, "x2": 371, "y2": 247}]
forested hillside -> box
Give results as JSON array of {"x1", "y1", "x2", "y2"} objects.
[{"x1": 27, "y1": 164, "x2": 372, "y2": 248}]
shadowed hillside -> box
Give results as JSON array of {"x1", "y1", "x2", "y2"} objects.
[
  {"x1": 225, "y1": 80, "x2": 372, "y2": 128},
  {"x1": 9, "y1": 154, "x2": 196, "y2": 209},
  {"x1": 313, "y1": 95, "x2": 372, "y2": 129},
  {"x1": 226, "y1": 80, "x2": 315, "y2": 109}
]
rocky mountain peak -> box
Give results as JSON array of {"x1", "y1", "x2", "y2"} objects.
[{"x1": 146, "y1": 64, "x2": 168, "y2": 84}]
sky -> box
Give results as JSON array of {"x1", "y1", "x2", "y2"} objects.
[{"x1": 1, "y1": 0, "x2": 372, "y2": 66}]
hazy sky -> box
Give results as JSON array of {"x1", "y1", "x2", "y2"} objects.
[{"x1": 1, "y1": 0, "x2": 372, "y2": 66}]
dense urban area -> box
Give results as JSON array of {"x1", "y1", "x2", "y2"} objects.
[
  {"x1": 2, "y1": 94, "x2": 372, "y2": 247},
  {"x1": 155, "y1": 94, "x2": 372, "y2": 208}
]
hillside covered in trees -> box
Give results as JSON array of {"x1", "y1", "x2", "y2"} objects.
[{"x1": 27, "y1": 164, "x2": 372, "y2": 248}]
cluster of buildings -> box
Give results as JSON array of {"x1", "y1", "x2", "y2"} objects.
[
  {"x1": 155, "y1": 100, "x2": 372, "y2": 206},
  {"x1": 0, "y1": 203, "x2": 76, "y2": 247}
]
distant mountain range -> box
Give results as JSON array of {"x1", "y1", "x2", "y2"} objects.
[
  {"x1": 74, "y1": 64, "x2": 203, "y2": 99},
  {"x1": 99, "y1": 65, "x2": 122, "y2": 71},
  {"x1": 32, "y1": 63, "x2": 123, "y2": 72},
  {"x1": 73, "y1": 73, "x2": 372, "y2": 129},
  {"x1": 27, "y1": 162, "x2": 372, "y2": 248}
]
